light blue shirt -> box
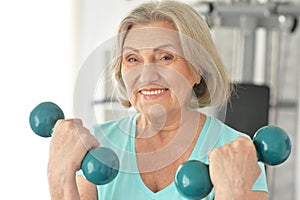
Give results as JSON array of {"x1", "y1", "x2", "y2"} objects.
[{"x1": 77, "y1": 114, "x2": 268, "y2": 199}]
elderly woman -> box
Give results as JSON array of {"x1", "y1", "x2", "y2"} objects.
[{"x1": 48, "y1": 1, "x2": 268, "y2": 199}]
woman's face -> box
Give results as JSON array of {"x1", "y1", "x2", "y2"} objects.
[{"x1": 121, "y1": 21, "x2": 200, "y2": 116}]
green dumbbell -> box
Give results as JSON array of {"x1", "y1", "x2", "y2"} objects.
[
  {"x1": 175, "y1": 126, "x2": 292, "y2": 199},
  {"x1": 29, "y1": 102, "x2": 119, "y2": 185}
]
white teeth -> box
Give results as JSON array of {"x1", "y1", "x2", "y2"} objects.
[{"x1": 140, "y1": 89, "x2": 166, "y2": 95}]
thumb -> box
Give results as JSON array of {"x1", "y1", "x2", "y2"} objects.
[{"x1": 83, "y1": 134, "x2": 100, "y2": 151}]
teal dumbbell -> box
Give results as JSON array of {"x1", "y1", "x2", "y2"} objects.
[
  {"x1": 29, "y1": 102, "x2": 119, "y2": 185},
  {"x1": 175, "y1": 126, "x2": 292, "y2": 199}
]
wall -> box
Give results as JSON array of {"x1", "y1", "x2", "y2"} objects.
[{"x1": 0, "y1": 0, "x2": 72, "y2": 199}]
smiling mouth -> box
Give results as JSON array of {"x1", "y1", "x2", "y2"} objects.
[{"x1": 139, "y1": 88, "x2": 168, "y2": 96}]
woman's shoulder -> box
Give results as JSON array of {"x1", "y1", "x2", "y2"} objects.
[
  {"x1": 92, "y1": 114, "x2": 136, "y2": 132},
  {"x1": 191, "y1": 114, "x2": 251, "y2": 163},
  {"x1": 206, "y1": 115, "x2": 251, "y2": 142},
  {"x1": 90, "y1": 114, "x2": 137, "y2": 146}
]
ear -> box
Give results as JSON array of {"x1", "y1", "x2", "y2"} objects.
[
  {"x1": 190, "y1": 64, "x2": 201, "y2": 84},
  {"x1": 194, "y1": 71, "x2": 202, "y2": 85},
  {"x1": 197, "y1": 74, "x2": 202, "y2": 84},
  {"x1": 193, "y1": 77, "x2": 207, "y2": 98}
]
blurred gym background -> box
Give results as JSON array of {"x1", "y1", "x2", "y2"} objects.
[{"x1": 0, "y1": 0, "x2": 299, "y2": 199}]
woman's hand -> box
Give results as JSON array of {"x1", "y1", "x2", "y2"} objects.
[
  {"x1": 208, "y1": 136, "x2": 261, "y2": 200},
  {"x1": 47, "y1": 119, "x2": 99, "y2": 200}
]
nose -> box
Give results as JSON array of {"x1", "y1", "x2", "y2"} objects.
[{"x1": 140, "y1": 64, "x2": 159, "y2": 83}]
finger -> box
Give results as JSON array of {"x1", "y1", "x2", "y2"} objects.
[
  {"x1": 236, "y1": 136, "x2": 250, "y2": 142},
  {"x1": 90, "y1": 137, "x2": 100, "y2": 149},
  {"x1": 235, "y1": 136, "x2": 256, "y2": 152},
  {"x1": 81, "y1": 135, "x2": 100, "y2": 151},
  {"x1": 54, "y1": 119, "x2": 83, "y2": 131},
  {"x1": 207, "y1": 148, "x2": 220, "y2": 161},
  {"x1": 65, "y1": 118, "x2": 83, "y2": 126},
  {"x1": 77, "y1": 126, "x2": 100, "y2": 150},
  {"x1": 207, "y1": 149, "x2": 213, "y2": 160}
]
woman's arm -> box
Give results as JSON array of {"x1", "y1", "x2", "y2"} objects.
[
  {"x1": 215, "y1": 190, "x2": 268, "y2": 200},
  {"x1": 251, "y1": 191, "x2": 268, "y2": 200},
  {"x1": 47, "y1": 119, "x2": 99, "y2": 200},
  {"x1": 209, "y1": 136, "x2": 268, "y2": 200},
  {"x1": 48, "y1": 170, "x2": 80, "y2": 200},
  {"x1": 47, "y1": 174, "x2": 98, "y2": 200},
  {"x1": 77, "y1": 176, "x2": 98, "y2": 200}
]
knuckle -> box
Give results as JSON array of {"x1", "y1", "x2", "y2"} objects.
[
  {"x1": 235, "y1": 136, "x2": 245, "y2": 144},
  {"x1": 52, "y1": 118, "x2": 98, "y2": 149},
  {"x1": 237, "y1": 136, "x2": 249, "y2": 142},
  {"x1": 209, "y1": 147, "x2": 221, "y2": 158},
  {"x1": 234, "y1": 136, "x2": 256, "y2": 154},
  {"x1": 235, "y1": 136, "x2": 251, "y2": 146},
  {"x1": 65, "y1": 119, "x2": 82, "y2": 130},
  {"x1": 54, "y1": 119, "x2": 84, "y2": 136},
  {"x1": 54, "y1": 119, "x2": 65, "y2": 128},
  {"x1": 70, "y1": 118, "x2": 83, "y2": 125},
  {"x1": 64, "y1": 121, "x2": 76, "y2": 132}
]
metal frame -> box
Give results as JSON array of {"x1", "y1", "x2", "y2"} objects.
[
  {"x1": 193, "y1": 1, "x2": 300, "y2": 199},
  {"x1": 194, "y1": 1, "x2": 299, "y2": 81}
]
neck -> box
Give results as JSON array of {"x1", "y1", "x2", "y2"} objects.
[
  {"x1": 135, "y1": 110, "x2": 205, "y2": 173},
  {"x1": 136, "y1": 108, "x2": 201, "y2": 140}
]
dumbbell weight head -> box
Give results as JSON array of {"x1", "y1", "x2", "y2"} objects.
[
  {"x1": 175, "y1": 160, "x2": 212, "y2": 200},
  {"x1": 29, "y1": 102, "x2": 65, "y2": 137},
  {"x1": 253, "y1": 126, "x2": 292, "y2": 165},
  {"x1": 82, "y1": 147, "x2": 119, "y2": 185},
  {"x1": 29, "y1": 101, "x2": 120, "y2": 185}
]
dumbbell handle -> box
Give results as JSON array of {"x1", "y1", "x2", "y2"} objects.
[
  {"x1": 175, "y1": 126, "x2": 292, "y2": 199},
  {"x1": 29, "y1": 102, "x2": 119, "y2": 185}
]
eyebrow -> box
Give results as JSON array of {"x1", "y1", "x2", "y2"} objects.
[{"x1": 122, "y1": 43, "x2": 178, "y2": 53}]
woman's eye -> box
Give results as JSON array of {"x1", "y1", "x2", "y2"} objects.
[
  {"x1": 127, "y1": 57, "x2": 138, "y2": 62},
  {"x1": 123, "y1": 55, "x2": 141, "y2": 67},
  {"x1": 161, "y1": 55, "x2": 174, "y2": 61},
  {"x1": 158, "y1": 53, "x2": 174, "y2": 64}
]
